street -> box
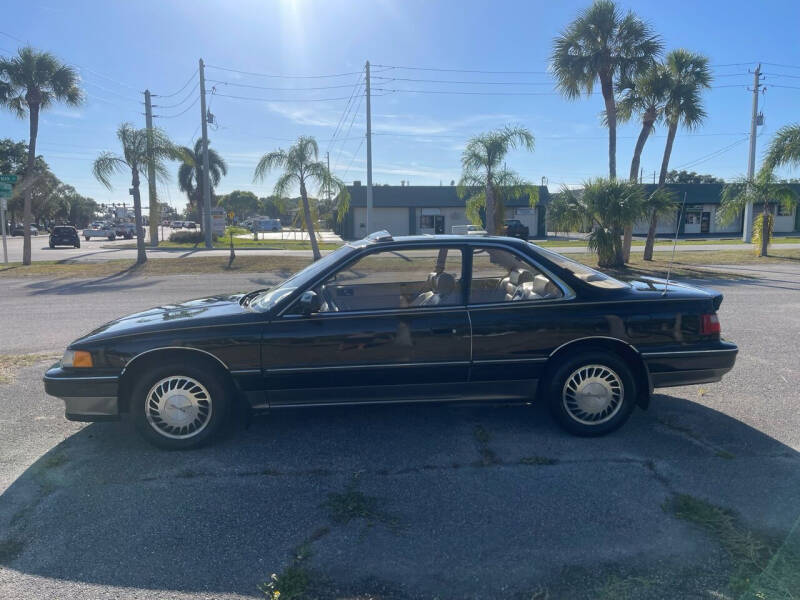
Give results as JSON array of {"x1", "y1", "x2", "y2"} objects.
[{"x1": 0, "y1": 263, "x2": 799, "y2": 598}]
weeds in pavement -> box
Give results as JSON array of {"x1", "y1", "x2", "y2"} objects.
[
  {"x1": 473, "y1": 424, "x2": 500, "y2": 465},
  {"x1": 597, "y1": 574, "x2": 656, "y2": 599},
  {"x1": 519, "y1": 456, "x2": 559, "y2": 466},
  {"x1": 324, "y1": 483, "x2": 398, "y2": 530},
  {"x1": 664, "y1": 493, "x2": 800, "y2": 598},
  {"x1": 39, "y1": 452, "x2": 68, "y2": 469},
  {"x1": 259, "y1": 565, "x2": 311, "y2": 600},
  {"x1": 0, "y1": 353, "x2": 58, "y2": 384}
]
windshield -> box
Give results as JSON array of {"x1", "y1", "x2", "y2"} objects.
[
  {"x1": 250, "y1": 245, "x2": 355, "y2": 311},
  {"x1": 530, "y1": 244, "x2": 629, "y2": 289}
]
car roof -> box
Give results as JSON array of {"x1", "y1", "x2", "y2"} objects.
[{"x1": 348, "y1": 232, "x2": 531, "y2": 249}]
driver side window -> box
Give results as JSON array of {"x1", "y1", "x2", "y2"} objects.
[{"x1": 311, "y1": 247, "x2": 463, "y2": 313}]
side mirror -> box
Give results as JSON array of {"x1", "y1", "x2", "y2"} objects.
[{"x1": 298, "y1": 290, "x2": 322, "y2": 315}]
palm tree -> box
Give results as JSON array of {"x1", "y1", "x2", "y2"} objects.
[
  {"x1": 765, "y1": 123, "x2": 800, "y2": 170},
  {"x1": 177, "y1": 138, "x2": 227, "y2": 232},
  {"x1": 457, "y1": 126, "x2": 536, "y2": 235},
  {"x1": 92, "y1": 124, "x2": 178, "y2": 264},
  {"x1": 0, "y1": 46, "x2": 82, "y2": 265},
  {"x1": 253, "y1": 136, "x2": 348, "y2": 261},
  {"x1": 719, "y1": 169, "x2": 798, "y2": 258},
  {"x1": 549, "y1": 178, "x2": 646, "y2": 267},
  {"x1": 643, "y1": 49, "x2": 711, "y2": 260},
  {"x1": 616, "y1": 64, "x2": 670, "y2": 260},
  {"x1": 551, "y1": 0, "x2": 661, "y2": 180}
]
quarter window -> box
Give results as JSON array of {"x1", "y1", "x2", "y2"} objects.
[
  {"x1": 310, "y1": 247, "x2": 463, "y2": 312},
  {"x1": 470, "y1": 247, "x2": 563, "y2": 304}
]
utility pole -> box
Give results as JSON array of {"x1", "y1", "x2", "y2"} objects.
[
  {"x1": 743, "y1": 63, "x2": 763, "y2": 243},
  {"x1": 326, "y1": 151, "x2": 331, "y2": 204},
  {"x1": 365, "y1": 60, "x2": 373, "y2": 235},
  {"x1": 199, "y1": 58, "x2": 213, "y2": 248},
  {"x1": 144, "y1": 90, "x2": 158, "y2": 246}
]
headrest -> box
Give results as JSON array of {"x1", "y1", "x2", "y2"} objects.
[
  {"x1": 532, "y1": 274, "x2": 561, "y2": 298},
  {"x1": 432, "y1": 272, "x2": 456, "y2": 295},
  {"x1": 510, "y1": 269, "x2": 535, "y2": 285}
]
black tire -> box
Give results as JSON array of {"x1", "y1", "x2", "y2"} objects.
[
  {"x1": 108, "y1": 235, "x2": 116, "y2": 241},
  {"x1": 85, "y1": 236, "x2": 90, "y2": 241},
  {"x1": 49, "y1": 242, "x2": 55, "y2": 249},
  {"x1": 545, "y1": 350, "x2": 637, "y2": 437},
  {"x1": 131, "y1": 361, "x2": 232, "y2": 450},
  {"x1": 75, "y1": 241, "x2": 80, "y2": 248}
]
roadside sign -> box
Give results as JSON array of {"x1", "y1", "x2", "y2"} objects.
[
  {"x1": 1, "y1": 198, "x2": 6, "y2": 210},
  {"x1": 211, "y1": 207, "x2": 226, "y2": 235},
  {"x1": 227, "y1": 211, "x2": 234, "y2": 220},
  {"x1": 0, "y1": 183, "x2": 12, "y2": 198},
  {"x1": 0, "y1": 174, "x2": 18, "y2": 183}
]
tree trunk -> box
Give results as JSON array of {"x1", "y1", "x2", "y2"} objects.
[
  {"x1": 643, "y1": 122, "x2": 678, "y2": 261},
  {"x1": 22, "y1": 103, "x2": 40, "y2": 266},
  {"x1": 131, "y1": 168, "x2": 147, "y2": 265},
  {"x1": 759, "y1": 203, "x2": 771, "y2": 257},
  {"x1": 300, "y1": 181, "x2": 321, "y2": 261},
  {"x1": 484, "y1": 180, "x2": 497, "y2": 235},
  {"x1": 600, "y1": 73, "x2": 617, "y2": 181},
  {"x1": 622, "y1": 113, "x2": 656, "y2": 262}
]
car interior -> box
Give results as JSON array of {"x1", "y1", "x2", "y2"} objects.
[{"x1": 291, "y1": 246, "x2": 563, "y2": 314}]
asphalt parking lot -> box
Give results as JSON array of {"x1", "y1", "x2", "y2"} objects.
[{"x1": 0, "y1": 264, "x2": 799, "y2": 599}]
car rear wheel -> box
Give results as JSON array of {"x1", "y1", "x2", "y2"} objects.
[
  {"x1": 131, "y1": 362, "x2": 231, "y2": 449},
  {"x1": 545, "y1": 350, "x2": 636, "y2": 437},
  {"x1": 75, "y1": 241, "x2": 80, "y2": 248},
  {"x1": 49, "y1": 242, "x2": 55, "y2": 248},
  {"x1": 85, "y1": 236, "x2": 90, "y2": 241}
]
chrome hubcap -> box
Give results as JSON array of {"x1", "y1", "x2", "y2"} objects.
[
  {"x1": 562, "y1": 364, "x2": 623, "y2": 425},
  {"x1": 145, "y1": 376, "x2": 212, "y2": 439}
]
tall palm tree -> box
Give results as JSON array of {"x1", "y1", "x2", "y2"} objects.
[
  {"x1": 254, "y1": 136, "x2": 348, "y2": 261},
  {"x1": 643, "y1": 49, "x2": 711, "y2": 260},
  {"x1": 457, "y1": 126, "x2": 536, "y2": 235},
  {"x1": 616, "y1": 64, "x2": 670, "y2": 260},
  {"x1": 177, "y1": 138, "x2": 227, "y2": 231},
  {"x1": 719, "y1": 169, "x2": 798, "y2": 258},
  {"x1": 548, "y1": 178, "x2": 646, "y2": 267},
  {"x1": 765, "y1": 123, "x2": 800, "y2": 170},
  {"x1": 551, "y1": 0, "x2": 661, "y2": 180},
  {"x1": 92, "y1": 124, "x2": 178, "y2": 264},
  {"x1": 0, "y1": 46, "x2": 82, "y2": 265}
]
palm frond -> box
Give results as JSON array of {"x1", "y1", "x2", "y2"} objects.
[
  {"x1": 254, "y1": 150, "x2": 287, "y2": 182},
  {"x1": 92, "y1": 152, "x2": 127, "y2": 190}
]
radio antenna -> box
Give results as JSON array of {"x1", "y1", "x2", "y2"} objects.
[{"x1": 663, "y1": 192, "x2": 688, "y2": 296}]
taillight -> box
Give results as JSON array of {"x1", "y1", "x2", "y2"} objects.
[{"x1": 701, "y1": 313, "x2": 721, "y2": 335}]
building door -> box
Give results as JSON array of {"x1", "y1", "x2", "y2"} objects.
[
  {"x1": 434, "y1": 215, "x2": 445, "y2": 234},
  {"x1": 701, "y1": 211, "x2": 710, "y2": 234}
]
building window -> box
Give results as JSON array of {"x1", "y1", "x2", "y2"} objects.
[
  {"x1": 420, "y1": 215, "x2": 434, "y2": 229},
  {"x1": 776, "y1": 203, "x2": 793, "y2": 217}
]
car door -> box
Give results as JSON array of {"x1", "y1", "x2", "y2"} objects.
[
  {"x1": 466, "y1": 245, "x2": 574, "y2": 395},
  {"x1": 261, "y1": 245, "x2": 471, "y2": 406}
]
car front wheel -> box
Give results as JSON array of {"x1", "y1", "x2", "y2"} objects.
[
  {"x1": 546, "y1": 350, "x2": 636, "y2": 437},
  {"x1": 131, "y1": 362, "x2": 231, "y2": 449}
]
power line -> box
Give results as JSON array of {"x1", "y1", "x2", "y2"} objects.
[
  {"x1": 153, "y1": 81, "x2": 199, "y2": 109},
  {"x1": 206, "y1": 78, "x2": 364, "y2": 91},
  {"x1": 205, "y1": 64, "x2": 363, "y2": 79},
  {"x1": 327, "y1": 72, "x2": 365, "y2": 157},
  {"x1": 372, "y1": 76, "x2": 556, "y2": 86},
  {"x1": 672, "y1": 137, "x2": 750, "y2": 170},
  {"x1": 374, "y1": 64, "x2": 549, "y2": 75},
  {"x1": 152, "y1": 68, "x2": 198, "y2": 98},
  {"x1": 154, "y1": 95, "x2": 200, "y2": 119},
  {"x1": 340, "y1": 137, "x2": 365, "y2": 181},
  {"x1": 762, "y1": 62, "x2": 800, "y2": 70},
  {"x1": 372, "y1": 87, "x2": 592, "y2": 96},
  {"x1": 80, "y1": 79, "x2": 142, "y2": 103},
  {"x1": 210, "y1": 91, "x2": 362, "y2": 103},
  {"x1": 768, "y1": 83, "x2": 800, "y2": 90}
]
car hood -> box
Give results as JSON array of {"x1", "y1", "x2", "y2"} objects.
[{"x1": 76, "y1": 293, "x2": 252, "y2": 343}]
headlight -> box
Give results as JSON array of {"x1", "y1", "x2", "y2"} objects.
[{"x1": 61, "y1": 349, "x2": 93, "y2": 368}]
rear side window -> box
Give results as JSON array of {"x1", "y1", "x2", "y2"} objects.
[
  {"x1": 531, "y1": 245, "x2": 628, "y2": 290},
  {"x1": 470, "y1": 247, "x2": 563, "y2": 304}
]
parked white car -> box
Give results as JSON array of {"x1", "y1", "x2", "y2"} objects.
[
  {"x1": 83, "y1": 224, "x2": 116, "y2": 241},
  {"x1": 252, "y1": 218, "x2": 282, "y2": 232}
]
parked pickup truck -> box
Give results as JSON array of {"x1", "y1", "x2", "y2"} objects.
[{"x1": 83, "y1": 223, "x2": 116, "y2": 241}]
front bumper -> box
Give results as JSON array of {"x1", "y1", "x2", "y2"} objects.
[
  {"x1": 43, "y1": 365, "x2": 121, "y2": 422},
  {"x1": 642, "y1": 341, "x2": 738, "y2": 388}
]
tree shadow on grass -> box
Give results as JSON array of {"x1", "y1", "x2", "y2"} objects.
[{"x1": 1, "y1": 395, "x2": 798, "y2": 599}]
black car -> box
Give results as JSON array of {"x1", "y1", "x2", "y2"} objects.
[
  {"x1": 44, "y1": 232, "x2": 737, "y2": 449},
  {"x1": 49, "y1": 225, "x2": 81, "y2": 248},
  {"x1": 11, "y1": 224, "x2": 38, "y2": 237},
  {"x1": 504, "y1": 219, "x2": 529, "y2": 240}
]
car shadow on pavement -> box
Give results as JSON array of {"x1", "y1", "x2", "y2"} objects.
[{"x1": 1, "y1": 395, "x2": 799, "y2": 599}]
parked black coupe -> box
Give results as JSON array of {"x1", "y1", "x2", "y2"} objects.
[{"x1": 44, "y1": 232, "x2": 737, "y2": 449}]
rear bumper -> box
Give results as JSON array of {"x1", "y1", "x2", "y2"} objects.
[
  {"x1": 642, "y1": 342, "x2": 738, "y2": 388},
  {"x1": 43, "y1": 365, "x2": 121, "y2": 422}
]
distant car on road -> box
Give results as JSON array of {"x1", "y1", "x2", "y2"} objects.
[
  {"x1": 171, "y1": 220, "x2": 184, "y2": 229},
  {"x1": 184, "y1": 221, "x2": 197, "y2": 229},
  {"x1": 83, "y1": 224, "x2": 116, "y2": 241},
  {"x1": 114, "y1": 223, "x2": 136, "y2": 239},
  {"x1": 252, "y1": 218, "x2": 282, "y2": 232},
  {"x1": 503, "y1": 219, "x2": 529, "y2": 240},
  {"x1": 11, "y1": 224, "x2": 38, "y2": 237},
  {"x1": 451, "y1": 224, "x2": 486, "y2": 235},
  {"x1": 44, "y1": 231, "x2": 738, "y2": 449},
  {"x1": 49, "y1": 225, "x2": 80, "y2": 248}
]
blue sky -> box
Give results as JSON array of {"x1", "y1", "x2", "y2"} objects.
[{"x1": 1, "y1": 0, "x2": 799, "y2": 210}]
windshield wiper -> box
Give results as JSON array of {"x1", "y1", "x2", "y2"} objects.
[{"x1": 239, "y1": 288, "x2": 269, "y2": 306}]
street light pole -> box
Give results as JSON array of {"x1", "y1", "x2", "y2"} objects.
[{"x1": 365, "y1": 60, "x2": 373, "y2": 235}]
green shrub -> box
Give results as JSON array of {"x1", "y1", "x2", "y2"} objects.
[{"x1": 168, "y1": 231, "x2": 219, "y2": 244}]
